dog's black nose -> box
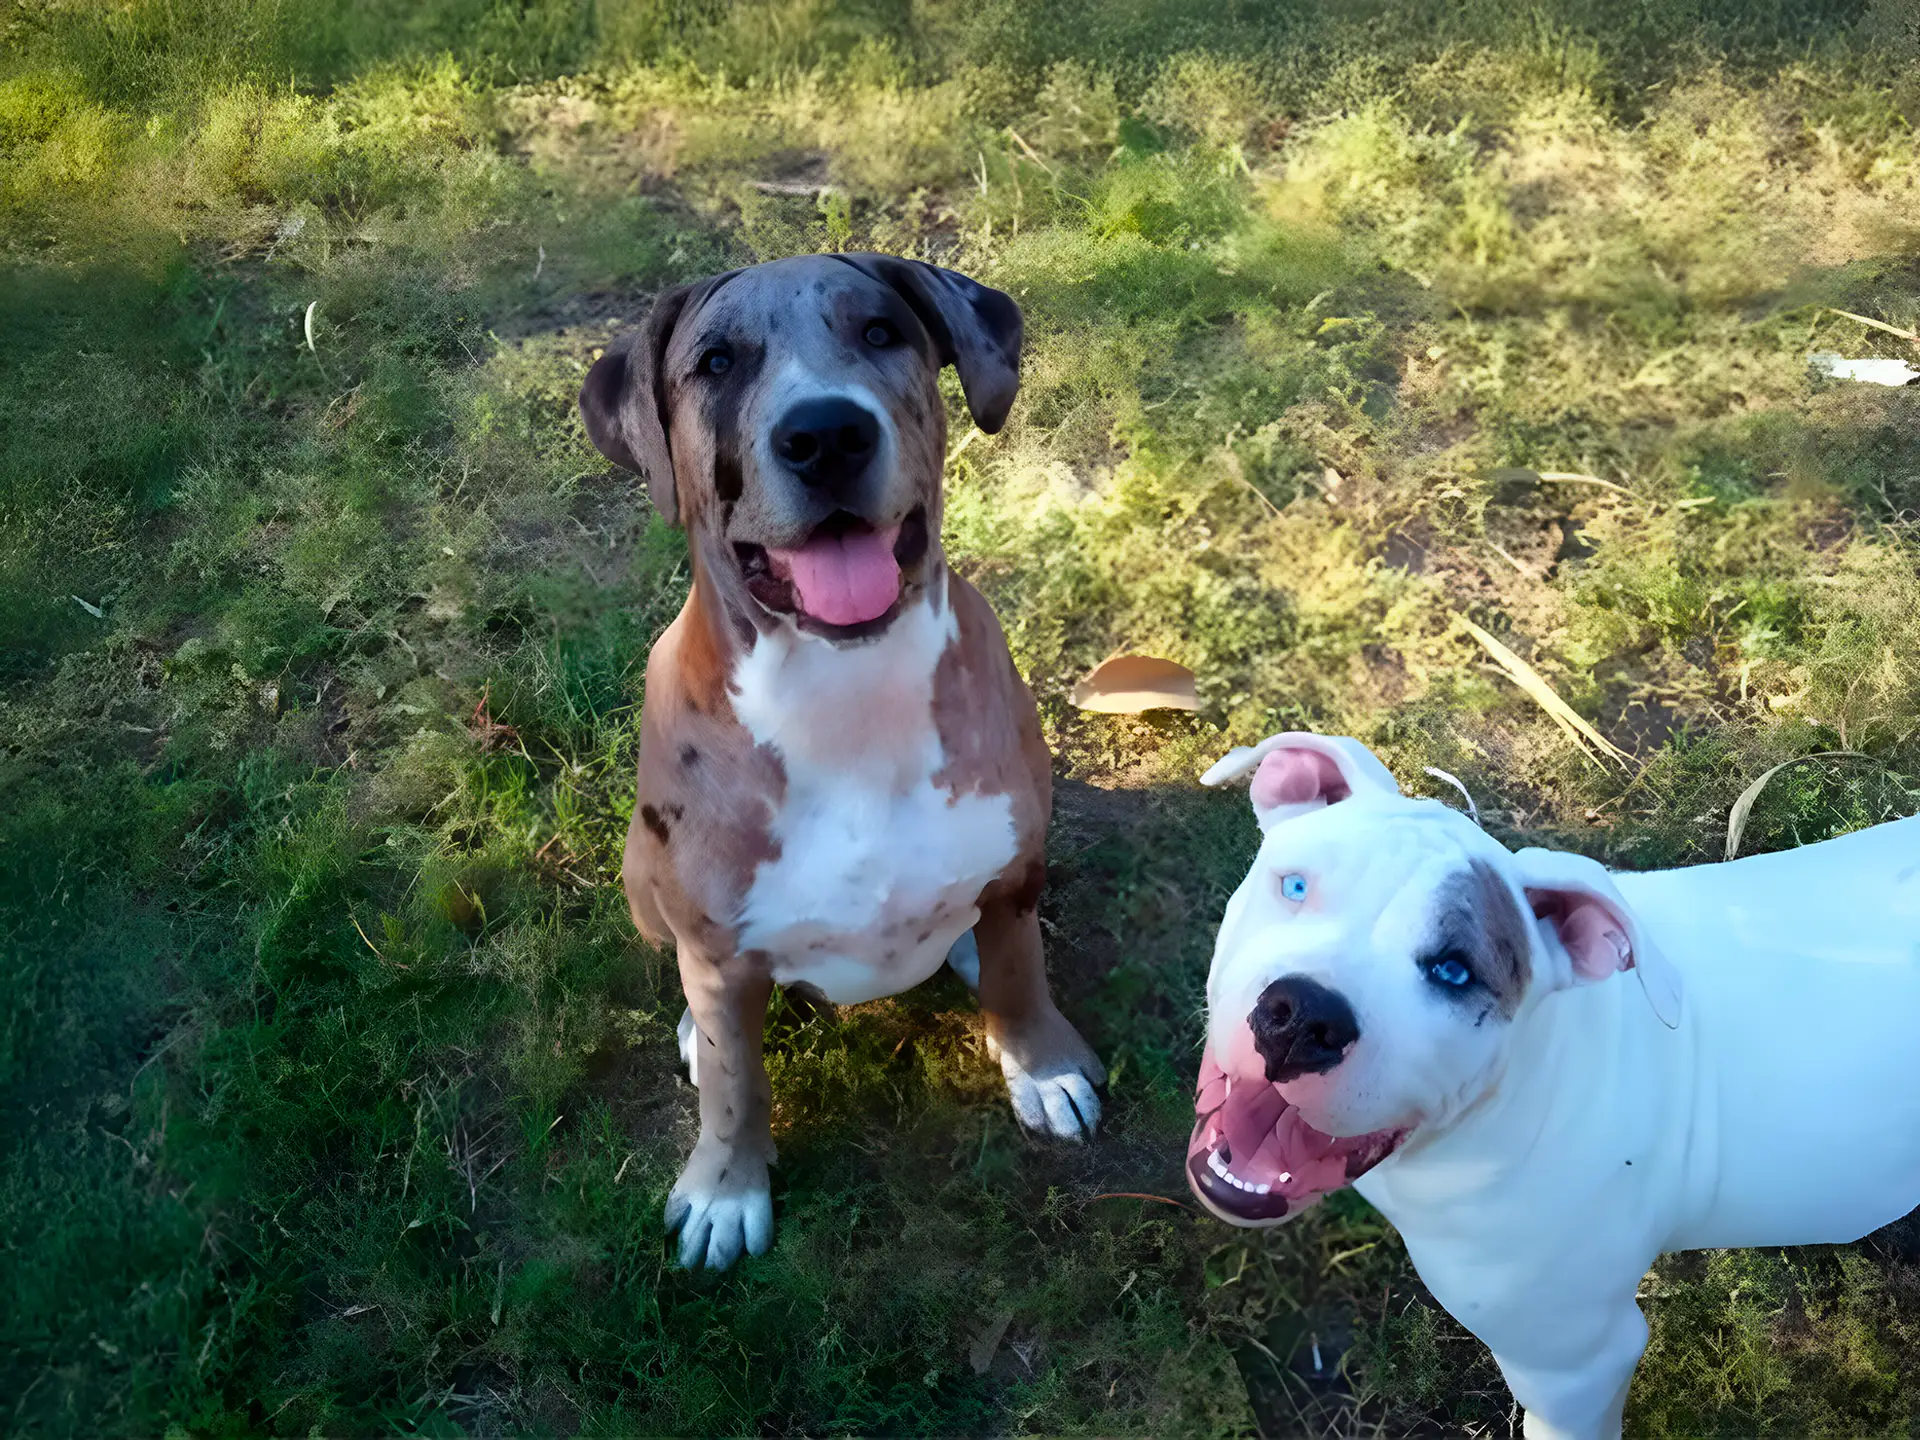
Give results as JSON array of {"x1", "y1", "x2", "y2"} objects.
[
  {"x1": 1248, "y1": 977, "x2": 1359, "y2": 1082},
  {"x1": 771, "y1": 398, "x2": 881, "y2": 495}
]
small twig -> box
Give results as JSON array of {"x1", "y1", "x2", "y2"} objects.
[
  {"x1": 1237, "y1": 470, "x2": 1283, "y2": 518},
  {"x1": 130, "y1": 1027, "x2": 191, "y2": 1085},
  {"x1": 1006, "y1": 127, "x2": 1055, "y2": 175},
  {"x1": 1825, "y1": 306, "x2": 1919, "y2": 344},
  {"x1": 1462, "y1": 619, "x2": 1633, "y2": 768},
  {"x1": 748, "y1": 178, "x2": 836, "y2": 197},
  {"x1": 947, "y1": 426, "x2": 983, "y2": 466},
  {"x1": 1534, "y1": 470, "x2": 1635, "y2": 497},
  {"x1": 303, "y1": 300, "x2": 334, "y2": 384},
  {"x1": 1487, "y1": 542, "x2": 1535, "y2": 579},
  {"x1": 351, "y1": 913, "x2": 402, "y2": 966},
  {"x1": 1423, "y1": 767, "x2": 1480, "y2": 824}
]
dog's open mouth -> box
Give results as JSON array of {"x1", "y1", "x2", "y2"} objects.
[
  {"x1": 736, "y1": 507, "x2": 928, "y2": 635},
  {"x1": 1187, "y1": 1046, "x2": 1402, "y2": 1225}
]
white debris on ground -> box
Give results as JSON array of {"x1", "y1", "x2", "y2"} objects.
[{"x1": 1809, "y1": 352, "x2": 1920, "y2": 386}]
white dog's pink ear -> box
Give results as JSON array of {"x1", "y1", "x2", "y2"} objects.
[
  {"x1": 1512, "y1": 848, "x2": 1683, "y2": 1028},
  {"x1": 1201, "y1": 732, "x2": 1400, "y2": 832},
  {"x1": 1251, "y1": 748, "x2": 1347, "y2": 813}
]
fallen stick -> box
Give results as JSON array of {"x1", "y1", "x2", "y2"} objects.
[{"x1": 1462, "y1": 619, "x2": 1633, "y2": 768}]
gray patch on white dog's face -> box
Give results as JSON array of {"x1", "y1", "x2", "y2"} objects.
[{"x1": 1426, "y1": 859, "x2": 1534, "y2": 1019}]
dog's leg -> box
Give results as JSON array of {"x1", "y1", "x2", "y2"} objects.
[
  {"x1": 664, "y1": 952, "x2": 775, "y2": 1270},
  {"x1": 973, "y1": 878, "x2": 1104, "y2": 1139},
  {"x1": 676, "y1": 1007, "x2": 701, "y2": 1087},
  {"x1": 1496, "y1": 1301, "x2": 1646, "y2": 1440}
]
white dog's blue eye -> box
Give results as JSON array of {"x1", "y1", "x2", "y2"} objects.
[
  {"x1": 1280, "y1": 873, "x2": 1308, "y2": 903},
  {"x1": 1427, "y1": 954, "x2": 1473, "y2": 988}
]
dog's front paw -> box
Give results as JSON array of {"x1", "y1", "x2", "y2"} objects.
[
  {"x1": 988, "y1": 1010, "x2": 1106, "y2": 1140},
  {"x1": 664, "y1": 1140, "x2": 772, "y2": 1270}
]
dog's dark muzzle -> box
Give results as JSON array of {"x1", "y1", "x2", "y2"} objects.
[{"x1": 771, "y1": 397, "x2": 882, "y2": 503}]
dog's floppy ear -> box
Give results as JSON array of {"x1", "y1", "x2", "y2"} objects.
[
  {"x1": 579, "y1": 272, "x2": 736, "y2": 525},
  {"x1": 1511, "y1": 848, "x2": 1683, "y2": 1028},
  {"x1": 837, "y1": 253, "x2": 1023, "y2": 433},
  {"x1": 1201, "y1": 732, "x2": 1401, "y2": 833}
]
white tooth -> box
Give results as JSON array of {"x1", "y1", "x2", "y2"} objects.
[
  {"x1": 1209, "y1": 1151, "x2": 1229, "y2": 1178},
  {"x1": 1256, "y1": 1183, "x2": 1271, "y2": 1195},
  {"x1": 1277, "y1": 1172, "x2": 1291, "y2": 1185}
]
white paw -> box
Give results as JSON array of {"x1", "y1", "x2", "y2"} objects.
[
  {"x1": 664, "y1": 1171, "x2": 773, "y2": 1271},
  {"x1": 946, "y1": 929, "x2": 981, "y2": 993},
  {"x1": 993, "y1": 1044, "x2": 1102, "y2": 1140},
  {"x1": 677, "y1": 1006, "x2": 700, "y2": 1088}
]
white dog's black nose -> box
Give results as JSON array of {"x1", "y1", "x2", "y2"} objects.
[
  {"x1": 1249, "y1": 977, "x2": 1359, "y2": 1082},
  {"x1": 772, "y1": 398, "x2": 880, "y2": 496}
]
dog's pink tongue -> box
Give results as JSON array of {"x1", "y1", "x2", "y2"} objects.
[{"x1": 769, "y1": 524, "x2": 901, "y2": 627}]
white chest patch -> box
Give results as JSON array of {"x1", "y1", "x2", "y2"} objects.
[{"x1": 729, "y1": 586, "x2": 1018, "y2": 1005}]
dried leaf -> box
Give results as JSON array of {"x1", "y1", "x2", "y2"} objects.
[
  {"x1": 467, "y1": 687, "x2": 520, "y2": 752},
  {"x1": 1462, "y1": 620, "x2": 1631, "y2": 768},
  {"x1": 968, "y1": 1312, "x2": 1013, "y2": 1374},
  {"x1": 1068, "y1": 654, "x2": 1198, "y2": 714},
  {"x1": 1725, "y1": 751, "x2": 1877, "y2": 861}
]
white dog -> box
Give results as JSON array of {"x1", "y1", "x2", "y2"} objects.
[{"x1": 1189, "y1": 731, "x2": 1920, "y2": 1440}]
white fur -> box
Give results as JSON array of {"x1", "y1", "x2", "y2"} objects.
[
  {"x1": 1205, "y1": 735, "x2": 1920, "y2": 1440},
  {"x1": 667, "y1": 1170, "x2": 773, "y2": 1271},
  {"x1": 729, "y1": 580, "x2": 1018, "y2": 1005},
  {"x1": 677, "y1": 1006, "x2": 700, "y2": 1086},
  {"x1": 990, "y1": 1035, "x2": 1102, "y2": 1137}
]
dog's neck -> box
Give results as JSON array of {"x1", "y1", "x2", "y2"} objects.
[
  {"x1": 1373, "y1": 969, "x2": 1670, "y2": 1205},
  {"x1": 729, "y1": 574, "x2": 956, "y2": 797}
]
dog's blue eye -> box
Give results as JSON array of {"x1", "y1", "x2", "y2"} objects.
[
  {"x1": 700, "y1": 348, "x2": 731, "y2": 376},
  {"x1": 1280, "y1": 873, "x2": 1308, "y2": 903},
  {"x1": 864, "y1": 321, "x2": 895, "y2": 347},
  {"x1": 1427, "y1": 954, "x2": 1473, "y2": 988}
]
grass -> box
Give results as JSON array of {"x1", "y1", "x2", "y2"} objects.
[{"x1": 3, "y1": 0, "x2": 1920, "y2": 1432}]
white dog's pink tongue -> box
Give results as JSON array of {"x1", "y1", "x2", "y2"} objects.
[{"x1": 769, "y1": 524, "x2": 902, "y2": 627}]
